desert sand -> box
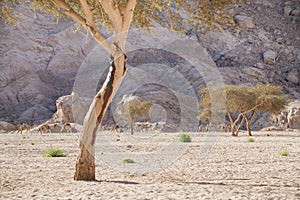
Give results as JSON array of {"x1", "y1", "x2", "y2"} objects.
[{"x1": 1, "y1": 130, "x2": 299, "y2": 199}]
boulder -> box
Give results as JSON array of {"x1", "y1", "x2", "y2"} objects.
[
  {"x1": 291, "y1": 9, "x2": 300, "y2": 17},
  {"x1": 263, "y1": 50, "x2": 277, "y2": 65},
  {"x1": 287, "y1": 101, "x2": 300, "y2": 129},
  {"x1": 284, "y1": 6, "x2": 293, "y2": 16},
  {"x1": 260, "y1": 126, "x2": 285, "y2": 131},
  {"x1": 0, "y1": 121, "x2": 17, "y2": 132},
  {"x1": 286, "y1": 70, "x2": 299, "y2": 85},
  {"x1": 53, "y1": 92, "x2": 91, "y2": 124},
  {"x1": 234, "y1": 15, "x2": 255, "y2": 28}
]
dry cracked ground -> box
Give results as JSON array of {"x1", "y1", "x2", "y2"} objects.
[{"x1": 0, "y1": 130, "x2": 300, "y2": 199}]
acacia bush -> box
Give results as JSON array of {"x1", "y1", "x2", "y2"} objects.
[
  {"x1": 121, "y1": 100, "x2": 152, "y2": 134},
  {"x1": 199, "y1": 84, "x2": 287, "y2": 136}
]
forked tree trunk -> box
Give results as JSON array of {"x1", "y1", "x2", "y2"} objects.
[
  {"x1": 227, "y1": 112, "x2": 237, "y2": 136},
  {"x1": 74, "y1": 55, "x2": 127, "y2": 181},
  {"x1": 243, "y1": 110, "x2": 256, "y2": 136},
  {"x1": 227, "y1": 111, "x2": 244, "y2": 136}
]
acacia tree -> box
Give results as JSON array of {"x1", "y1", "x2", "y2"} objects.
[
  {"x1": 199, "y1": 85, "x2": 256, "y2": 136},
  {"x1": 1, "y1": 0, "x2": 239, "y2": 181},
  {"x1": 241, "y1": 84, "x2": 287, "y2": 136},
  {"x1": 199, "y1": 84, "x2": 287, "y2": 136},
  {"x1": 121, "y1": 100, "x2": 152, "y2": 134}
]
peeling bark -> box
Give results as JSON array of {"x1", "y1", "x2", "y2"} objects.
[{"x1": 74, "y1": 56, "x2": 127, "y2": 181}]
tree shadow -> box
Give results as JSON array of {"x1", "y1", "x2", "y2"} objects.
[
  {"x1": 184, "y1": 180, "x2": 298, "y2": 188},
  {"x1": 94, "y1": 179, "x2": 139, "y2": 185}
]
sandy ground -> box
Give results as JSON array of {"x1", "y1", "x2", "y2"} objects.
[{"x1": 0, "y1": 130, "x2": 300, "y2": 200}]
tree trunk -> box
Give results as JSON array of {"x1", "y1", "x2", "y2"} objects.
[
  {"x1": 244, "y1": 110, "x2": 256, "y2": 136},
  {"x1": 236, "y1": 117, "x2": 245, "y2": 136},
  {"x1": 74, "y1": 55, "x2": 127, "y2": 181},
  {"x1": 246, "y1": 121, "x2": 252, "y2": 136},
  {"x1": 227, "y1": 112, "x2": 236, "y2": 136},
  {"x1": 74, "y1": 142, "x2": 95, "y2": 181},
  {"x1": 130, "y1": 119, "x2": 134, "y2": 135}
]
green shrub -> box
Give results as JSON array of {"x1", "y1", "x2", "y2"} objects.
[
  {"x1": 30, "y1": 142, "x2": 35, "y2": 145},
  {"x1": 279, "y1": 150, "x2": 289, "y2": 156},
  {"x1": 179, "y1": 133, "x2": 192, "y2": 143},
  {"x1": 43, "y1": 148, "x2": 65, "y2": 157},
  {"x1": 246, "y1": 137, "x2": 255, "y2": 142},
  {"x1": 122, "y1": 158, "x2": 135, "y2": 163}
]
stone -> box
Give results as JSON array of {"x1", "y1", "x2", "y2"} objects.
[
  {"x1": 286, "y1": 70, "x2": 299, "y2": 84},
  {"x1": 260, "y1": 126, "x2": 285, "y2": 131},
  {"x1": 53, "y1": 92, "x2": 91, "y2": 124},
  {"x1": 291, "y1": 9, "x2": 300, "y2": 17},
  {"x1": 254, "y1": 0, "x2": 274, "y2": 7},
  {"x1": 253, "y1": 63, "x2": 264, "y2": 69},
  {"x1": 287, "y1": 101, "x2": 300, "y2": 129},
  {"x1": 263, "y1": 50, "x2": 277, "y2": 65},
  {"x1": 234, "y1": 15, "x2": 255, "y2": 28},
  {"x1": 284, "y1": 6, "x2": 293, "y2": 16},
  {"x1": 0, "y1": 121, "x2": 17, "y2": 132}
]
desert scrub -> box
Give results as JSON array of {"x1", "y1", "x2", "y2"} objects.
[
  {"x1": 43, "y1": 148, "x2": 65, "y2": 157},
  {"x1": 178, "y1": 133, "x2": 191, "y2": 143},
  {"x1": 279, "y1": 149, "x2": 289, "y2": 156},
  {"x1": 246, "y1": 137, "x2": 255, "y2": 142},
  {"x1": 122, "y1": 158, "x2": 135, "y2": 163},
  {"x1": 30, "y1": 142, "x2": 35, "y2": 145}
]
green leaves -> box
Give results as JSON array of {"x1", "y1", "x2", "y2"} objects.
[
  {"x1": 178, "y1": 133, "x2": 191, "y2": 142},
  {"x1": 128, "y1": 100, "x2": 152, "y2": 119},
  {"x1": 1, "y1": 0, "x2": 241, "y2": 32},
  {"x1": 199, "y1": 84, "x2": 287, "y2": 120}
]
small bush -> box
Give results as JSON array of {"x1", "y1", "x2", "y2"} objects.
[
  {"x1": 122, "y1": 158, "x2": 135, "y2": 163},
  {"x1": 280, "y1": 150, "x2": 289, "y2": 156},
  {"x1": 179, "y1": 133, "x2": 192, "y2": 143},
  {"x1": 43, "y1": 148, "x2": 65, "y2": 157},
  {"x1": 30, "y1": 142, "x2": 35, "y2": 145},
  {"x1": 246, "y1": 137, "x2": 255, "y2": 142}
]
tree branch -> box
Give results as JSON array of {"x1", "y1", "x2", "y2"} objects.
[
  {"x1": 79, "y1": 0, "x2": 95, "y2": 27},
  {"x1": 122, "y1": 0, "x2": 137, "y2": 32},
  {"x1": 99, "y1": 0, "x2": 123, "y2": 33},
  {"x1": 53, "y1": 0, "x2": 112, "y2": 53},
  {"x1": 53, "y1": 0, "x2": 86, "y2": 25}
]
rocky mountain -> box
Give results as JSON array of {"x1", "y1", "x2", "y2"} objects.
[{"x1": 0, "y1": 0, "x2": 299, "y2": 128}]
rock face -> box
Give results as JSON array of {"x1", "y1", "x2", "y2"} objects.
[
  {"x1": 287, "y1": 101, "x2": 300, "y2": 129},
  {"x1": 0, "y1": 0, "x2": 299, "y2": 129},
  {"x1": 0, "y1": 6, "x2": 95, "y2": 124}
]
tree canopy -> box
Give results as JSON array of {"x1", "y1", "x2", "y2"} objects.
[
  {"x1": 1, "y1": 0, "x2": 240, "y2": 32},
  {"x1": 199, "y1": 84, "x2": 287, "y2": 136},
  {"x1": 121, "y1": 99, "x2": 152, "y2": 134}
]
